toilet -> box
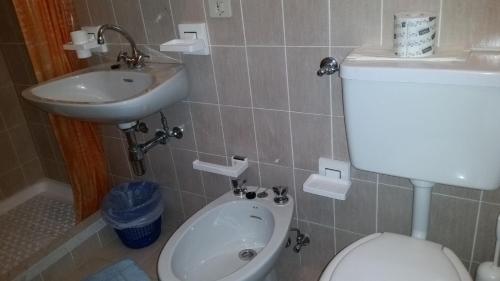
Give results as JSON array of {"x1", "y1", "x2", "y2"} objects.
[
  {"x1": 320, "y1": 233, "x2": 471, "y2": 281},
  {"x1": 320, "y1": 49, "x2": 500, "y2": 281},
  {"x1": 157, "y1": 190, "x2": 294, "y2": 281}
]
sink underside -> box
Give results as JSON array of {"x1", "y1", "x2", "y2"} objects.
[{"x1": 22, "y1": 63, "x2": 188, "y2": 124}]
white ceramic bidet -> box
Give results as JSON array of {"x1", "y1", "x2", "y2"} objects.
[{"x1": 157, "y1": 190, "x2": 294, "y2": 281}]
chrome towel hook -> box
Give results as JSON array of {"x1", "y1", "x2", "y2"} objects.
[{"x1": 317, "y1": 57, "x2": 339, "y2": 76}]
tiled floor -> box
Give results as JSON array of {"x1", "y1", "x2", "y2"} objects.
[
  {"x1": 0, "y1": 194, "x2": 76, "y2": 278},
  {"x1": 61, "y1": 226, "x2": 176, "y2": 281}
]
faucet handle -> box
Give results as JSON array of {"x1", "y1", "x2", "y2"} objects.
[
  {"x1": 272, "y1": 186, "x2": 288, "y2": 196},
  {"x1": 133, "y1": 52, "x2": 150, "y2": 68},
  {"x1": 232, "y1": 179, "x2": 247, "y2": 197},
  {"x1": 116, "y1": 50, "x2": 128, "y2": 63},
  {"x1": 272, "y1": 186, "x2": 289, "y2": 205},
  {"x1": 137, "y1": 52, "x2": 150, "y2": 61}
]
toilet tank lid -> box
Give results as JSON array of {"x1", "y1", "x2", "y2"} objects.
[
  {"x1": 340, "y1": 48, "x2": 500, "y2": 87},
  {"x1": 324, "y1": 233, "x2": 471, "y2": 281}
]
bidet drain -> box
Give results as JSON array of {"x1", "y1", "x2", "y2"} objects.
[{"x1": 238, "y1": 249, "x2": 257, "y2": 261}]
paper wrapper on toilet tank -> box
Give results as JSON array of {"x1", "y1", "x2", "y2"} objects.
[{"x1": 393, "y1": 12, "x2": 437, "y2": 58}]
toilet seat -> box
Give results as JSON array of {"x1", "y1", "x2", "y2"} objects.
[{"x1": 320, "y1": 232, "x2": 472, "y2": 281}]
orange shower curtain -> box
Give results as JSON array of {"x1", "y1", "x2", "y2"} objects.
[{"x1": 12, "y1": 0, "x2": 110, "y2": 221}]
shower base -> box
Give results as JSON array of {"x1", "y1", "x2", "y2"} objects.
[{"x1": 0, "y1": 178, "x2": 74, "y2": 278}]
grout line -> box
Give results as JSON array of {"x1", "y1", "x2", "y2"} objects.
[
  {"x1": 334, "y1": 227, "x2": 366, "y2": 237},
  {"x1": 432, "y1": 192, "x2": 483, "y2": 204},
  {"x1": 239, "y1": 0, "x2": 262, "y2": 187},
  {"x1": 201, "y1": 0, "x2": 229, "y2": 158},
  {"x1": 185, "y1": 100, "x2": 339, "y2": 117},
  {"x1": 109, "y1": 0, "x2": 122, "y2": 45},
  {"x1": 328, "y1": 0, "x2": 337, "y2": 255},
  {"x1": 280, "y1": 0, "x2": 300, "y2": 262},
  {"x1": 280, "y1": 0, "x2": 301, "y2": 265},
  {"x1": 186, "y1": 102, "x2": 207, "y2": 200},
  {"x1": 296, "y1": 218, "x2": 370, "y2": 238},
  {"x1": 378, "y1": 182, "x2": 413, "y2": 191},
  {"x1": 297, "y1": 218, "x2": 335, "y2": 230},
  {"x1": 200, "y1": 0, "x2": 229, "y2": 202},
  {"x1": 280, "y1": 3, "x2": 295, "y2": 181},
  {"x1": 96, "y1": 230, "x2": 104, "y2": 248},
  {"x1": 167, "y1": 145, "x2": 186, "y2": 219},
  {"x1": 171, "y1": 147, "x2": 227, "y2": 159},
  {"x1": 83, "y1": 0, "x2": 92, "y2": 25},
  {"x1": 68, "y1": 251, "x2": 77, "y2": 268},
  {"x1": 210, "y1": 44, "x2": 361, "y2": 48},
  {"x1": 179, "y1": 189, "x2": 208, "y2": 198},
  {"x1": 468, "y1": 191, "x2": 483, "y2": 271},
  {"x1": 379, "y1": 181, "x2": 487, "y2": 204},
  {"x1": 437, "y1": 0, "x2": 443, "y2": 48},
  {"x1": 137, "y1": 0, "x2": 150, "y2": 44},
  {"x1": 375, "y1": 173, "x2": 379, "y2": 232},
  {"x1": 380, "y1": 0, "x2": 384, "y2": 47},
  {"x1": 167, "y1": 0, "x2": 178, "y2": 38}
]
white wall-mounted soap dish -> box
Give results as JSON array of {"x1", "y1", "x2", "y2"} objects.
[
  {"x1": 303, "y1": 158, "x2": 352, "y2": 200},
  {"x1": 160, "y1": 23, "x2": 210, "y2": 55},
  {"x1": 63, "y1": 26, "x2": 108, "y2": 59},
  {"x1": 160, "y1": 39, "x2": 205, "y2": 54}
]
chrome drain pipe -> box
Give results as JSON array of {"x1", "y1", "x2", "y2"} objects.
[
  {"x1": 121, "y1": 115, "x2": 183, "y2": 176},
  {"x1": 123, "y1": 127, "x2": 147, "y2": 176}
]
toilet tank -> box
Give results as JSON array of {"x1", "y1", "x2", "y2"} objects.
[{"x1": 341, "y1": 49, "x2": 500, "y2": 190}]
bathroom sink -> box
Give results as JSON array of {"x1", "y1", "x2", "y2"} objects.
[
  {"x1": 158, "y1": 190, "x2": 294, "y2": 281},
  {"x1": 22, "y1": 63, "x2": 188, "y2": 123}
]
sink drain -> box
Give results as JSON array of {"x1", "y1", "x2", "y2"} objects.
[{"x1": 238, "y1": 249, "x2": 257, "y2": 261}]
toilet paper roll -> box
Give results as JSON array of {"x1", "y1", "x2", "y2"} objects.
[{"x1": 393, "y1": 12, "x2": 437, "y2": 57}]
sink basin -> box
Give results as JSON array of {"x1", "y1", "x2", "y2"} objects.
[
  {"x1": 158, "y1": 190, "x2": 294, "y2": 281},
  {"x1": 22, "y1": 63, "x2": 188, "y2": 123}
]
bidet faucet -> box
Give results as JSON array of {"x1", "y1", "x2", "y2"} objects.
[
  {"x1": 232, "y1": 179, "x2": 247, "y2": 197},
  {"x1": 97, "y1": 24, "x2": 149, "y2": 69},
  {"x1": 272, "y1": 186, "x2": 289, "y2": 205},
  {"x1": 286, "y1": 228, "x2": 310, "y2": 253}
]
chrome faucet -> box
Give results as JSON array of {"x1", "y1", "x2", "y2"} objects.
[
  {"x1": 272, "y1": 186, "x2": 289, "y2": 205},
  {"x1": 96, "y1": 24, "x2": 149, "y2": 69},
  {"x1": 232, "y1": 179, "x2": 247, "y2": 197}
]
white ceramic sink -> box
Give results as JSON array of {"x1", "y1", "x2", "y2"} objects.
[
  {"x1": 22, "y1": 63, "x2": 188, "y2": 123},
  {"x1": 158, "y1": 190, "x2": 294, "y2": 281}
]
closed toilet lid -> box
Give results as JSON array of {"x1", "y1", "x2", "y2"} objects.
[{"x1": 320, "y1": 233, "x2": 471, "y2": 281}]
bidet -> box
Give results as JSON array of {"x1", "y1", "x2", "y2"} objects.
[{"x1": 157, "y1": 189, "x2": 294, "y2": 281}]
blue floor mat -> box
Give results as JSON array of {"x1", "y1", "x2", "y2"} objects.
[{"x1": 83, "y1": 259, "x2": 151, "y2": 281}]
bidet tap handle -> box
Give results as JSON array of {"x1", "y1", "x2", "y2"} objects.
[
  {"x1": 116, "y1": 50, "x2": 128, "y2": 62},
  {"x1": 272, "y1": 186, "x2": 289, "y2": 205},
  {"x1": 232, "y1": 179, "x2": 247, "y2": 196},
  {"x1": 272, "y1": 186, "x2": 288, "y2": 197}
]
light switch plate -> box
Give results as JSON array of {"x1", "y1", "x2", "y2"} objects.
[{"x1": 208, "y1": 0, "x2": 232, "y2": 18}]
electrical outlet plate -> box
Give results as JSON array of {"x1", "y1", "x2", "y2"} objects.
[{"x1": 208, "y1": 0, "x2": 232, "y2": 18}]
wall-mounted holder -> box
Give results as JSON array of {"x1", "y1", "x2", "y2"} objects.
[
  {"x1": 193, "y1": 155, "x2": 248, "y2": 177},
  {"x1": 303, "y1": 158, "x2": 352, "y2": 200},
  {"x1": 63, "y1": 26, "x2": 108, "y2": 59},
  {"x1": 160, "y1": 23, "x2": 210, "y2": 55}
]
